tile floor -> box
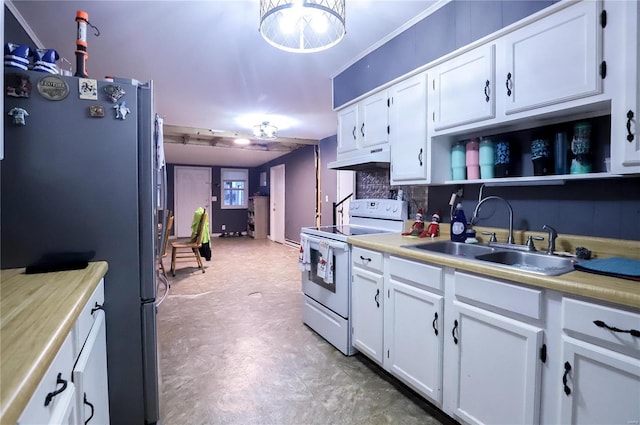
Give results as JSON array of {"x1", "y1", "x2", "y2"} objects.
[{"x1": 158, "y1": 237, "x2": 451, "y2": 425}]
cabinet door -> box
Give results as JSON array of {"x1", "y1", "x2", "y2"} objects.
[
  {"x1": 385, "y1": 278, "x2": 443, "y2": 404},
  {"x1": 390, "y1": 73, "x2": 429, "y2": 183},
  {"x1": 451, "y1": 301, "x2": 543, "y2": 425},
  {"x1": 351, "y1": 266, "x2": 384, "y2": 364},
  {"x1": 501, "y1": 0, "x2": 602, "y2": 115},
  {"x1": 560, "y1": 337, "x2": 640, "y2": 425},
  {"x1": 431, "y1": 43, "x2": 495, "y2": 130},
  {"x1": 337, "y1": 105, "x2": 358, "y2": 154},
  {"x1": 73, "y1": 311, "x2": 110, "y2": 425},
  {"x1": 359, "y1": 91, "x2": 389, "y2": 148}
]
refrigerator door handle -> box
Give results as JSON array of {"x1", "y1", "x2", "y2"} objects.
[{"x1": 141, "y1": 302, "x2": 160, "y2": 424}]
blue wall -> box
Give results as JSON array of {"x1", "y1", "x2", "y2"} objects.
[{"x1": 333, "y1": 0, "x2": 556, "y2": 108}]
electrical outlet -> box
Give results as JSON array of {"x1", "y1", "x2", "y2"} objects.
[{"x1": 221, "y1": 224, "x2": 226, "y2": 231}]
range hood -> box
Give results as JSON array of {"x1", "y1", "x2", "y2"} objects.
[{"x1": 327, "y1": 145, "x2": 390, "y2": 171}]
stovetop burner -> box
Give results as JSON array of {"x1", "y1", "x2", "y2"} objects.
[{"x1": 310, "y1": 225, "x2": 390, "y2": 237}]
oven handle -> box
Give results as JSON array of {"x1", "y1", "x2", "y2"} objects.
[{"x1": 304, "y1": 235, "x2": 349, "y2": 252}]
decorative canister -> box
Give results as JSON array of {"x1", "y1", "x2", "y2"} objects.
[
  {"x1": 451, "y1": 142, "x2": 466, "y2": 180},
  {"x1": 531, "y1": 138, "x2": 551, "y2": 176},
  {"x1": 494, "y1": 141, "x2": 510, "y2": 177},
  {"x1": 554, "y1": 132, "x2": 569, "y2": 175},
  {"x1": 570, "y1": 122, "x2": 592, "y2": 174},
  {"x1": 466, "y1": 138, "x2": 480, "y2": 179},
  {"x1": 479, "y1": 138, "x2": 495, "y2": 179}
]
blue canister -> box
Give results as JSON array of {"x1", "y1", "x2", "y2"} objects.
[
  {"x1": 494, "y1": 141, "x2": 510, "y2": 177},
  {"x1": 451, "y1": 142, "x2": 466, "y2": 180},
  {"x1": 479, "y1": 139, "x2": 495, "y2": 179},
  {"x1": 531, "y1": 138, "x2": 551, "y2": 176},
  {"x1": 554, "y1": 132, "x2": 569, "y2": 175}
]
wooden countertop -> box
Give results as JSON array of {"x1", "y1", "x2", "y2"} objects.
[
  {"x1": 348, "y1": 234, "x2": 640, "y2": 310},
  {"x1": 0, "y1": 262, "x2": 108, "y2": 425}
]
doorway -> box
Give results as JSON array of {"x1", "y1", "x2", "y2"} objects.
[
  {"x1": 174, "y1": 166, "x2": 211, "y2": 237},
  {"x1": 336, "y1": 170, "x2": 355, "y2": 226},
  {"x1": 270, "y1": 164, "x2": 285, "y2": 244}
]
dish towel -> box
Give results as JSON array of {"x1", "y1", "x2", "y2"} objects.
[
  {"x1": 317, "y1": 240, "x2": 329, "y2": 280},
  {"x1": 324, "y1": 244, "x2": 334, "y2": 284},
  {"x1": 298, "y1": 234, "x2": 311, "y2": 271},
  {"x1": 574, "y1": 257, "x2": 640, "y2": 281}
]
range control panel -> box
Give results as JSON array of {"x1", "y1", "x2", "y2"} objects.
[{"x1": 349, "y1": 199, "x2": 408, "y2": 221}]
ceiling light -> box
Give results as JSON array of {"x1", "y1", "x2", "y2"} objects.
[
  {"x1": 234, "y1": 138, "x2": 251, "y2": 145},
  {"x1": 253, "y1": 121, "x2": 278, "y2": 139},
  {"x1": 259, "y1": 0, "x2": 346, "y2": 53}
]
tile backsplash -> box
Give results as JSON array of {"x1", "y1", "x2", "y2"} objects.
[{"x1": 356, "y1": 168, "x2": 429, "y2": 218}]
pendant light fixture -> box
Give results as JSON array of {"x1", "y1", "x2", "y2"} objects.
[
  {"x1": 253, "y1": 121, "x2": 278, "y2": 139},
  {"x1": 259, "y1": 0, "x2": 346, "y2": 53}
]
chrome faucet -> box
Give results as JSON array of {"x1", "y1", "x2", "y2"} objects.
[
  {"x1": 542, "y1": 224, "x2": 558, "y2": 255},
  {"x1": 471, "y1": 195, "x2": 514, "y2": 244}
]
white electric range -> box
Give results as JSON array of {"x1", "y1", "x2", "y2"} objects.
[{"x1": 300, "y1": 199, "x2": 408, "y2": 355}]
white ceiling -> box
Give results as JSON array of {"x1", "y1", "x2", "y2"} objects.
[{"x1": 8, "y1": 0, "x2": 438, "y2": 167}]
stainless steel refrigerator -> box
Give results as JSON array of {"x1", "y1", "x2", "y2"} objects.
[{"x1": 1, "y1": 70, "x2": 165, "y2": 424}]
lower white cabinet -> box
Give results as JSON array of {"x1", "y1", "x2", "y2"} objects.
[
  {"x1": 449, "y1": 300, "x2": 544, "y2": 425},
  {"x1": 560, "y1": 337, "x2": 640, "y2": 424},
  {"x1": 351, "y1": 264, "x2": 384, "y2": 364},
  {"x1": 73, "y1": 310, "x2": 110, "y2": 425},
  {"x1": 385, "y1": 257, "x2": 444, "y2": 404}
]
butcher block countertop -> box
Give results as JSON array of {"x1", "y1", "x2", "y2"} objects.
[
  {"x1": 348, "y1": 232, "x2": 640, "y2": 310},
  {"x1": 0, "y1": 261, "x2": 108, "y2": 425}
]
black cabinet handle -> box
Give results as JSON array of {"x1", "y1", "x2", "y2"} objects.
[
  {"x1": 506, "y1": 73, "x2": 512, "y2": 97},
  {"x1": 44, "y1": 373, "x2": 68, "y2": 406},
  {"x1": 90, "y1": 302, "x2": 103, "y2": 315},
  {"x1": 563, "y1": 361, "x2": 572, "y2": 395},
  {"x1": 360, "y1": 122, "x2": 365, "y2": 137},
  {"x1": 432, "y1": 312, "x2": 439, "y2": 336},
  {"x1": 352, "y1": 126, "x2": 356, "y2": 140},
  {"x1": 84, "y1": 393, "x2": 95, "y2": 424},
  {"x1": 359, "y1": 255, "x2": 372, "y2": 263},
  {"x1": 484, "y1": 80, "x2": 490, "y2": 102},
  {"x1": 452, "y1": 319, "x2": 458, "y2": 344},
  {"x1": 374, "y1": 289, "x2": 380, "y2": 308},
  {"x1": 418, "y1": 148, "x2": 423, "y2": 166},
  {"x1": 593, "y1": 320, "x2": 640, "y2": 337},
  {"x1": 627, "y1": 110, "x2": 635, "y2": 143}
]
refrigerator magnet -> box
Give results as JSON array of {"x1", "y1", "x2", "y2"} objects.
[
  {"x1": 5, "y1": 73, "x2": 32, "y2": 98},
  {"x1": 113, "y1": 101, "x2": 130, "y2": 120},
  {"x1": 79, "y1": 78, "x2": 98, "y2": 100},
  {"x1": 89, "y1": 105, "x2": 105, "y2": 118},
  {"x1": 36, "y1": 75, "x2": 69, "y2": 100},
  {"x1": 104, "y1": 84, "x2": 125, "y2": 103},
  {"x1": 8, "y1": 107, "x2": 29, "y2": 125}
]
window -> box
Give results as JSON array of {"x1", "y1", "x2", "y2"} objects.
[{"x1": 221, "y1": 168, "x2": 248, "y2": 209}]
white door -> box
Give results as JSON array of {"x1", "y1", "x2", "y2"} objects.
[
  {"x1": 451, "y1": 300, "x2": 543, "y2": 425},
  {"x1": 174, "y1": 166, "x2": 211, "y2": 237},
  {"x1": 560, "y1": 337, "x2": 640, "y2": 425},
  {"x1": 269, "y1": 164, "x2": 285, "y2": 244},
  {"x1": 337, "y1": 105, "x2": 358, "y2": 154},
  {"x1": 359, "y1": 90, "x2": 389, "y2": 148},
  {"x1": 351, "y1": 266, "x2": 384, "y2": 364},
  {"x1": 386, "y1": 278, "x2": 444, "y2": 404}
]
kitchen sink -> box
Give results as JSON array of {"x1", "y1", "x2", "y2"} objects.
[
  {"x1": 402, "y1": 240, "x2": 579, "y2": 276},
  {"x1": 402, "y1": 241, "x2": 497, "y2": 258},
  {"x1": 475, "y1": 250, "x2": 579, "y2": 276}
]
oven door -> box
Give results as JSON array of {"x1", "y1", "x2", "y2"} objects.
[{"x1": 301, "y1": 234, "x2": 350, "y2": 318}]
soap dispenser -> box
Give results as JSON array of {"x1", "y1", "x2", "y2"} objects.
[{"x1": 450, "y1": 203, "x2": 467, "y2": 242}]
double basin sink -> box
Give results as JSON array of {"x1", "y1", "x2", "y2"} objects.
[{"x1": 402, "y1": 240, "x2": 580, "y2": 276}]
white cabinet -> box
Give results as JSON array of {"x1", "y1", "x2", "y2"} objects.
[
  {"x1": 558, "y1": 296, "x2": 640, "y2": 424},
  {"x1": 351, "y1": 247, "x2": 384, "y2": 364},
  {"x1": 337, "y1": 105, "x2": 358, "y2": 155},
  {"x1": 73, "y1": 311, "x2": 110, "y2": 425},
  {"x1": 446, "y1": 272, "x2": 544, "y2": 425},
  {"x1": 247, "y1": 196, "x2": 269, "y2": 239},
  {"x1": 390, "y1": 72, "x2": 429, "y2": 184},
  {"x1": 359, "y1": 90, "x2": 389, "y2": 149},
  {"x1": 499, "y1": 0, "x2": 602, "y2": 116},
  {"x1": 385, "y1": 256, "x2": 443, "y2": 404},
  {"x1": 430, "y1": 44, "x2": 495, "y2": 131}
]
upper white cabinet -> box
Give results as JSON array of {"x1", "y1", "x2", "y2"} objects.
[
  {"x1": 359, "y1": 90, "x2": 389, "y2": 148},
  {"x1": 500, "y1": 0, "x2": 602, "y2": 115},
  {"x1": 430, "y1": 44, "x2": 496, "y2": 131},
  {"x1": 390, "y1": 72, "x2": 429, "y2": 184},
  {"x1": 336, "y1": 105, "x2": 359, "y2": 155}
]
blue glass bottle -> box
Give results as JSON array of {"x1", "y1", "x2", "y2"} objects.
[{"x1": 450, "y1": 203, "x2": 467, "y2": 242}]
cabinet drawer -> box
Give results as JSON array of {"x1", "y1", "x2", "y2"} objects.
[
  {"x1": 454, "y1": 271, "x2": 542, "y2": 320},
  {"x1": 18, "y1": 332, "x2": 75, "y2": 425},
  {"x1": 389, "y1": 256, "x2": 443, "y2": 292},
  {"x1": 73, "y1": 279, "x2": 104, "y2": 358},
  {"x1": 562, "y1": 297, "x2": 640, "y2": 355},
  {"x1": 352, "y1": 247, "x2": 383, "y2": 273}
]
